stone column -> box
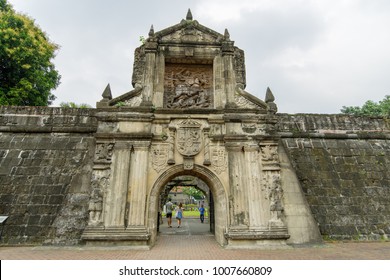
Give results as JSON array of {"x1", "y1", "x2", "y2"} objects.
[
  {"x1": 103, "y1": 142, "x2": 132, "y2": 229},
  {"x1": 245, "y1": 143, "x2": 266, "y2": 229},
  {"x1": 142, "y1": 38, "x2": 158, "y2": 106},
  {"x1": 127, "y1": 142, "x2": 150, "y2": 228},
  {"x1": 203, "y1": 128, "x2": 211, "y2": 165},
  {"x1": 167, "y1": 127, "x2": 176, "y2": 165},
  {"x1": 222, "y1": 30, "x2": 236, "y2": 107},
  {"x1": 226, "y1": 142, "x2": 249, "y2": 227},
  {"x1": 153, "y1": 53, "x2": 165, "y2": 108},
  {"x1": 213, "y1": 55, "x2": 226, "y2": 108}
]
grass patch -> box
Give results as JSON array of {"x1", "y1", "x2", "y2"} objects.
[{"x1": 162, "y1": 210, "x2": 208, "y2": 218}]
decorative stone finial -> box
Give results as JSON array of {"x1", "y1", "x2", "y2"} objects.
[
  {"x1": 102, "y1": 84, "x2": 112, "y2": 101},
  {"x1": 186, "y1": 9, "x2": 193, "y2": 20},
  {"x1": 224, "y1": 28, "x2": 230, "y2": 40},
  {"x1": 265, "y1": 87, "x2": 277, "y2": 113},
  {"x1": 148, "y1": 25, "x2": 155, "y2": 37},
  {"x1": 265, "y1": 87, "x2": 275, "y2": 103}
]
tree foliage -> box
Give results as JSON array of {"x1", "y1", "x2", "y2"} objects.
[
  {"x1": 182, "y1": 187, "x2": 205, "y2": 200},
  {"x1": 0, "y1": 0, "x2": 60, "y2": 106},
  {"x1": 60, "y1": 102, "x2": 92, "y2": 109},
  {"x1": 341, "y1": 95, "x2": 390, "y2": 117}
]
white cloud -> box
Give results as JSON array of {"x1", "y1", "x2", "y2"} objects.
[{"x1": 6, "y1": 0, "x2": 390, "y2": 113}]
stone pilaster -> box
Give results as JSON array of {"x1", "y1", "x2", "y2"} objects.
[
  {"x1": 213, "y1": 55, "x2": 226, "y2": 109},
  {"x1": 225, "y1": 142, "x2": 248, "y2": 228},
  {"x1": 222, "y1": 31, "x2": 236, "y2": 107},
  {"x1": 203, "y1": 128, "x2": 211, "y2": 165},
  {"x1": 153, "y1": 53, "x2": 165, "y2": 108},
  {"x1": 167, "y1": 127, "x2": 176, "y2": 165},
  {"x1": 244, "y1": 144, "x2": 266, "y2": 229},
  {"x1": 127, "y1": 143, "x2": 150, "y2": 228},
  {"x1": 103, "y1": 142, "x2": 132, "y2": 229},
  {"x1": 142, "y1": 39, "x2": 157, "y2": 106}
]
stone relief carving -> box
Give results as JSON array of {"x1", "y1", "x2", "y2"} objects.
[
  {"x1": 124, "y1": 94, "x2": 143, "y2": 107},
  {"x1": 260, "y1": 145, "x2": 279, "y2": 163},
  {"x1": 235, "y1": 92, "x2": 261, "y2": 109},
  {"x1": 165, "y1": 64, "x2": 213, "y2": 109},
  {"x1": 160, "y1": 28, "x2": 216, "y2": 44},
  {"x1": 176, "y1": 119, "x2": 202, "y2": 156},
  {"x1": 242, "y1": 123, "x2": 257, "y2": 134},
  {"x1": 234, "y1": 48, "x2": 246, "y2": 87},
  {"x1": 150, "y1": 144, "x2": 169, "y2": 173},
  {"x1": 94, "y1": 143, "x2": 114, "y2": 163},
  {"x1": 88, "y1": 171, "x2": 110, "y2": 226},
  {"x1": 268, "y1": 174, "x2": 285, "y2": 226},
  {"x1": 211, "y1": 147, "x2": 228, "y2": 174},
  {"x1": 261, "y1": 172, "x2": 285, "y2": 227},
  {"x1": 88, "y1": 184, "x2": 103, "y2": 226},
  {"x1": 183, "y1": 156, "x2": 194, "y2": 170}
]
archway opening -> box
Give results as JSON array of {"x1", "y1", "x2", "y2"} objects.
[
  {"x1": 157, "y1": 175, "x2": 215, "y2": 236},
  {"x1": 147, "y1": 164, "x2": 228, "y2": 247}
]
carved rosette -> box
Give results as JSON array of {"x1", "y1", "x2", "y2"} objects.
[
  {"x1": 176, "y1": 119, "x2": 202, "y2": 156},
  {"x1": 211, "y1": 146, "x2": 228, "y2": 174},
  {"x1": 150, "y1": 144, "x2": 169, "y2": 173}
]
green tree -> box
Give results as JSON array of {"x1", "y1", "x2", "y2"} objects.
[
  {"x1": 182, "y1": 187, "x2": 204, "y2": 201},
  {"x1": 341, "y1": 95, "x2": 390, "y2": 117},
  {"x1": 60, "y1": 102, "x2": 92, "y2": 109},
  {"x1": 0, "y1": 0, "x2": 60, "y2": 106}
]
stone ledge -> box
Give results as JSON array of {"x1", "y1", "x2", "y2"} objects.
[
  {"x1": 225, "y1": 227, "x2": 290, "y2": 240},
  {"x1": 82, "y1": 227, "x2": 151, "y2": 246}
]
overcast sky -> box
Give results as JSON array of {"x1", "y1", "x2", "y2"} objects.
[{"x1": 7, "y1": 0, "x2": 390, "y2": 113}]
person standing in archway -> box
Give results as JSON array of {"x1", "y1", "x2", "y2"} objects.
[
  {"x1": 175, "y1": 203, "x2": 183, "y2": 228},
  {"x1": 165, "y1": 198, "x2": 174, "y2": 228},
  {"x1": 199, "y1": 204, "x2": 205, "y2": 223}
]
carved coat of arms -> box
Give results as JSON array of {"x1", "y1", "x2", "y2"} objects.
[
  {"x1": 150, "y1": 145, "x2": 168, "y2": 173},
  {"x1": 211, "y1": 147, "x2": 228, "y2": 174},
  {"x1": 176, "y1": 120, "x2": 202, "y2": 156}
]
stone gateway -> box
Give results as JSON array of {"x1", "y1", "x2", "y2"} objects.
[
  {"x1": 82, "y1": 10, "x2": 320, "y2": 248},
  {"x1": 1, "y1": 10, "x2": 389, "y2": 248}
]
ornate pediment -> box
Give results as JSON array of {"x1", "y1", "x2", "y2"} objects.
[
  {"x1": 157, "y1": 23, "x2": 223, "y2": 45},
  {"x1": 155, "y1": 10, "x2": 224, "y2": 45}
]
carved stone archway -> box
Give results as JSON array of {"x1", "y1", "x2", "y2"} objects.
[
  {"x1": 82, "y1": 10, "x2": 322, "y2": 249},
  {"x1": 148, "y1": 164, "x2": 228, "y2": 247}
]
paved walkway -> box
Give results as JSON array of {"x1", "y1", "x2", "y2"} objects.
[{"x1": 1, "y1": 218, "x2": 390, "y2": 260}]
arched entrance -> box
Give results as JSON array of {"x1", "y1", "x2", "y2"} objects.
[
  {"x1": 157, "y1": 175, "x2": 214, "y2": 234},
  {"x1": 81, "y1": 11, "x2": 323, "y2": 249},
  {"x1": 147, "y1": 164, "x2": 228, "y2": 247}
]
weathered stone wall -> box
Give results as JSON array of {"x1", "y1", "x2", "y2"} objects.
[
  {"x1": 278, "y1": 114, "x2": 390, "y2": 240},
  {"x1": 1, "y1": 108, "x2": 390, "y2": 245},
  {"x1": 0, "y1": 107, "x2": 97, "y2": 245}
]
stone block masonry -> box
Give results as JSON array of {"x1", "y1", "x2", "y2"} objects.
[
  {"x1": 278, "y1": 114, "x2": 390, "y2": 240},
  {"x1": 1, "y1": 107, "x2": 390, "y2": 244},
  {"x1": 0, "y1": 107, "x2": 97, "y2": 245}
]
